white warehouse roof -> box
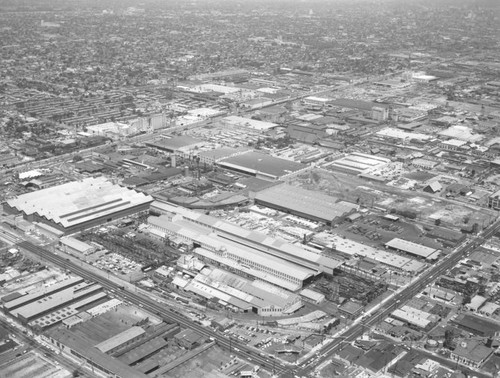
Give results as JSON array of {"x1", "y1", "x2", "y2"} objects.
[{"x1": 7, "y1": 177, "x2": 153, "y2": 229}]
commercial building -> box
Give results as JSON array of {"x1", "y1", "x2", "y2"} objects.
[
  {"x1": 254, "y1": 184, "x2": 357, "y2": 224},
  {"x1": 488, "y1": 189, "x2": 500, "y2": 210},
  {"x1": 4, "y1": 177, "x2": 153, "y2": 234},
  {"x1": 217, "y1": 151, "x2": 310, "y2": 181},
  {"x1": 372, "y1": 106, "x2": 389, "y2": 121}
]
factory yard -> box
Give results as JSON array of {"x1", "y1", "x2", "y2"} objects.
[{"x1": 292, "y1": 169, "x2": 495, "y2": 229}]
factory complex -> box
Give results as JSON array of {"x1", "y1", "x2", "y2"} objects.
[{"x1": 4, "y1": 177, "x2": 154, "y2": 234}]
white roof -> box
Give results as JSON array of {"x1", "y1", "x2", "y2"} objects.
[
  {"x1": 377, "y1": 127, "x2": 432, "y2": 141},
  {"x1": 96, "y1": 326, "x2": 145, "y2": 353},
  {"x1": 60, "y1": 236, "x2": 94, "y2": 253},
  {"x1": 187, "y1": 107, "x2": 223, "y2": 117},
  {"x1": 299, "y1": 288, "x2": 325, "y2": 302},
  {"x1": 392, "y1": 306, "x2": 431, "y2": 328},
  {"x1": 442, "y1": 139, "x2": 467, "y2": 147},
  {"x1": 18, "y1": 170, "x2": 43, "y2": 180},
  {"x1": 385, "y1": 238, "x2": 438, "y2": 258},
  {"x1": 304, "y1": 96, "x2": 331, "y2": 103},
  {"x1": 315, "y1": 233, "x2": 426, "y2": 272},
  {"x1": 222, "y1": 115, "x2": 278, "y2": 130},
  {"x1": 7, "y1": 177, "x2": 153, "y2": 229}
]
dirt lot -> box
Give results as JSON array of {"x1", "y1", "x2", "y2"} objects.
[
  {"x1": 291, "y1": 169, "x2": 495, "y2": 229},
  {"x1": 334, "y1": 213, "x2": 443, "y2": 250}
]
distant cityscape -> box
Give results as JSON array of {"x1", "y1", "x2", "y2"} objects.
[{"x1": 0, "y1": 0, "x2": 499, "y2": 378}]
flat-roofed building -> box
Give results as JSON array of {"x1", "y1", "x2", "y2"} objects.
[
  {"x1": 441, "y1": 139, "x2": 467, "y2": 151},
  {"x1": 218, "y1": 151, "x2": 310, "y2": 181},
  {"x1": 221, "y1": 115, "x2": 278, "y2": 131},
  {"x1": 385, "y1": 238, "x2": 440, "y2": 260},
  {"x1": 451, "y1": 340, "x2": 493, "y2": 368},
  {"x1": 44, "y1": 327, "x2": 149, "y2": 378},
  {"x1": 197, "y1": 147, "x2": 251, "y2": 166},
  {"x1": 3, "y1": 276, "x2": 84, "y2": 312},
  {"x1": 254, "y1": 183, "x2": 357, "y2": 225},
  {"x1": 145, "y1": 136, "x2": 206, "y2": 154},
  {"x1": 451, "y1": 313, "x2": 500, "y2": 337},
  {"x1": 328, "y1": 152, "x2": 390, "y2": 175},
  {"x1": 29, "y1": 292, "x2": 107, "y2": 329},
  {"x1": 4, "y1": 177, "x2": 153, "y2": 234},
  {"x1": 488, "y1": 189, "x2": 500, "y2": 210},
  {"x1": 59, "y1": 236, "x2": 96, "y2": 255},
  {"x1": 391, "y1": 305, "x2": 436, "y2": 329},
  {"x1": 184, "y1": 268, "x2": 303, "y2": 316},
  {"x1": 12, "y1": 282, "x2": 102, "y2": 324},
  {"x1": 148, "y1": 203, "x2": 344, "y2": 276},
  {"x1": 95, "y1": 326, "x2": 145, "y2": 354},
  {"x1": 314, "y1": 233, "x2": 426, "y2": 275}
]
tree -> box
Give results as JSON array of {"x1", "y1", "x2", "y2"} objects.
[{"x1": 435, "y1": 219, "x2": 441, "y2": 226}]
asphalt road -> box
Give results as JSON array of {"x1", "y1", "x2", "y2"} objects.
[{"x1": 298, "y1": 220, "x2": 500, "y2": 377}]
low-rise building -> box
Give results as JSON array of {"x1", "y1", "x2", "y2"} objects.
[{"x1": 450, "y1": 340, "x2": 493, "y2": 368}]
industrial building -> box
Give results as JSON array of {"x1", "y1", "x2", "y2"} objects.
[
  {"x1": 2, "y1": 276, "x2": 104, "y2": 326},
  {"x1": 148, "y1": 214, "x2": 317, "y2": 291},
  {"x1": 2, "y1": 276, "x2": 84, "y2": 312},
  {"x1": 327, "y1": 152, "x2": 391, "y2": 175},
  {"x1": 385, "y1": 238, "x2": 440, "y2": 260},
  {"x1": 176, "y1": 265, "x2": 304, "y2": 316},
  {"x1": 313, "y1": 233, "x2": 426, "y2": 275},
  {"x1": 44, "y1": 327, "x2": 150, "y2": 378},
  {"x1": 145, "y1": 135, "x2": 206, "y2": 154},
  {"x1": 4, "y1": 177, "x2": 153, "y2": 234},
  {"x1": 151, "y1": 202, "x2": 344, "y2": 275},
  {"x1": 217, "y1": 151, "x2": 310, "y2": 181},
  {"x1": 254, "y1": 184, "x2": 357, "y2": 224},
  {"x1": 220, "y1": 115, "x2": 278, "y2": 131},
  {"x1": 59, "y1": 236, "x2": 97, "y2": 255},
  {"x1": 96, "y1": 326, "x2": 146, "y2": 354},
  {"x1": 197, "y1": 147, "x2": 251, "y2": 166}
]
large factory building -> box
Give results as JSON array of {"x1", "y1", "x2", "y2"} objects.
[{"x1": 4, "y1": 177, "x2": 153, "y2": 234}]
